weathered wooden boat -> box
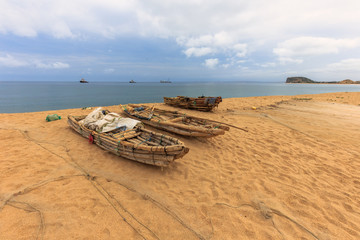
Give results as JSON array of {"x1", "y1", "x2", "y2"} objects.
[
  {"x1": 122, "y1": 104, "x2": 229, "y2": 137},
  {"x1": 163, "y1": 96, "x2": 222, "y2": 111},
  {"x1": 68, "y1": 115, "x2": 189, "y2": 167}
]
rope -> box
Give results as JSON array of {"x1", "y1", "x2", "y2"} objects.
[
  {"x1": 215, "y1": 202, "x2": 319, "y2": 240},
  {"x1": 7, "y1": 201, "x2": 45, "y2": 240},
  {"x1": 207, "y1": 119, "x2": 248, "y2": 132},
  {"x1": 0, "y1": 175, "x2": 84, "y2": 240},
  {"x1": 136, "y1": 136, "x2": 152, "y2": 147},
  {"x1": 0, "y1": 127, "x2": 208, "y2": 240},
  {"x1": 89, "y1": 180, "x2": 149, "y2": 240},
  {"x1": 116, "y1": 140, "x2": 121, "y2": 154},
  {"x1": 159, "y1": 135, "x2": 163, "y2": 145},
  {"x1": 0, "y1": 127, "x2": 154, "y2": 239},
  {"x1": 260, "y1": 113, "x2": 360, "y2": 157}
]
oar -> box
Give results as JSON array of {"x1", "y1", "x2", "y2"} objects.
[
  {"x1": 194, "y1": 117, "x2": 248, "y2": 132},
  {"x1": 220, "y1": 122, "x2": 248, "y2": 132}
]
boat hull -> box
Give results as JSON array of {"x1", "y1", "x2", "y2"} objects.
[
  {"x1": 123, "y1": 105, "x2": 229, "y2": 138},
  {"x1": 68, "y1": 115, "x2": 189, "y2": 167},
  {"x1": 163, "y1": 96, "x2": 222, "y2": 111}
]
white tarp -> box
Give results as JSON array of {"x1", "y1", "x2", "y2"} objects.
[{"x1": 79, "y1": 107, "x2": 141, "y2": 133}]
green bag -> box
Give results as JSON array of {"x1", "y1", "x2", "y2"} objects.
[{"x1": 46, "y1": 114, "x2": 61, "y2": 122}]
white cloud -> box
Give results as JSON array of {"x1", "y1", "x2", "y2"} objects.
[
  {"x1": 184, "y1": 47, "x2": 214, "y2": 57},
  {"x1": 326, "y1": 58, "x2": 360, "y2": 72},
  {"x1": 272, "y1": 37, "x2": 360, "y2": 67},
  {"x1": 104, "y1": 68, "x2": 115, "y2": 73},
  {"x1": 1, "y1": 0, "x2": 360, "y2": 79},
  {"x1": 259, "y1": 62, "x2": 276, "y2": 68},
  {"x1": 278, "y1": 57, "x2": 303, "y2": 65},
  {"x1": 178, "y1": 32, "x2": 248, "y2": 67},
  {"x1": 0, "y1": 52, "x2": 71, "y2": 69},
  {"x1": 213, "y1": 32, "x2": 235, "y2": 47},
  {"x1": 204, "y1": 58, "x2": 219, "y2": 68},
  {"x1": 274, "y1": 37, "x2": 360, "y2": 58},
  {"x1": 304, "y1": 58, "x2": 360, "y2": 81},
  {"x1": 36, "y1": 62, "x2": 70, "y2": 69},
  {"x1": 177, "y1": 32, "x2": 238, "y2": 49},
  {"x1": 0, "y1": 0, "x2": 141, "y2": 38},
  {"x1": 0, "y1": 53, "x2": 28, "y2": 67},
  {"x1": 1, "y1": 1, "x2": 360, "y2": 42},
  {"x1": 233, "y1": 44, "x2": 247, "y2": 57},
  {"x1": 51, "y1": 22, "x2": 76, "y2": 39}
]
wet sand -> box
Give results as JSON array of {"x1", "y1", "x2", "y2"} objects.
[{"x1": 1, "y1": 92, "x2": 360, "y2": 239}]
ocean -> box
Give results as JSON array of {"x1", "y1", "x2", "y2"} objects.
[{"x1": 1, "y1": 81, "x2": 360, "y2": 113}]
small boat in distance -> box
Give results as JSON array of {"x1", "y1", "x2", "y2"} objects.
[
  {"x1": 129, "y1": 79, "x2": 136, "y2": 83},
  {"x1": 80, "y1": 78, "x2": 88, "y2": 83},
  {"x1": 160, "y1": 79, "x2": 171, "y2": 83}
]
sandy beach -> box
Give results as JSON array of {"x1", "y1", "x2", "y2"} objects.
[{"x1": 1, "y1": 91, "x2": 360, "y2": 239}]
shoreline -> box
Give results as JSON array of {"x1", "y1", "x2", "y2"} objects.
[
  {"x1": 2, "y1": 80, "x2": 360, "y2": 114},
  {"x1": 1, "y1": 91, "x2": 360, "y2": 239},
  {"x1": 1, "y1": 91, "x2": 360, "y2": 115}
]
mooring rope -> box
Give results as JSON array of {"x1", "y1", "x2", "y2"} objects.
[
  {"x1": 215, "y1": 202, "x2": 320, "y2": 240},
  {"x1": 0, "y1": 127, "x2": 206, "y2": 240}
]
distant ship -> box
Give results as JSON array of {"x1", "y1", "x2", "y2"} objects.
[
  {"x1": 160, "y1": 79, "x2": 171, "y2": 83},
  {"x1": 80, "y1": 78, "x2": 88, "y2": 83},
  {"x1": 129, "y1": 79, "x2": 136, "y2": 83}
]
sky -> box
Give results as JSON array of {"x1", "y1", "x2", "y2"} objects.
[{"x1": 1, "y1": 0, "x2": 360, "y2": 82}]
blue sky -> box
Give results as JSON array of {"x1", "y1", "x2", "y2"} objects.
[{"x1": 1, "y1": 0, "x2": 360, "y2": 82}]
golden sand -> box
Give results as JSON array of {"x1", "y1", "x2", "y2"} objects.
[{"x1": 1, "y1": 92, "x2": 360, "y2": 239}]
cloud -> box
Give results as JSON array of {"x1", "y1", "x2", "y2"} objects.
[
  {"x1": 104, "y1": 68, "x2": 115, "y2": 73},
  {"x1": 0, "y1": 53, "x2": 28, "y2": 67},
  {"x1": 177, "y1": 32, "x2": 247, "y2": 53},
  {"x1": 36, "y1": 62, "x2": 70, "y2": 69},
  {"x1": 304, "y1": 58, "x2": 360, "y2": 81},
  {"x1": 1, "y1": 1, "x2": 360, "y2": 42},
  {"x1": 278, "y1": 57, "x2": 303, "y2": 65},
  {"x1": 233, "y1": 44, "x2": 247, "y2": 57},
  {"x1": 178, "y1": 32, "x2": 248, "y2": 67},
  {"x1": 204, "y1": 58, "x2": 219, "y2": 68},
  {"x1": 1, "y1": 1, "x2": 360, "y2": 80},
  {"x1": 0, "y1": 52, "x2": 71, "y2": 69},
  {"x1": 0, "y1": 0, "x2": 141, "y2": 38},
  {"x1": 259, "y1": 62, "x2": 276, "y2": 68},
  {"x1": 326, "y1": 58, "x2": 360, "y2": 72},
  {"x1": 272, "y1": 37, "x2": 360, "y2": 66},
  {"x1": 184, "y1": 47, "x2": 214, "y2": 57},
  {"x1": 274, "y1": 37, "x2": 360, "y2": 57}
]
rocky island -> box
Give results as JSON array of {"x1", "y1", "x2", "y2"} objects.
[{"x1": 286, "y1": 77, "x2": 360, "y2": 84}]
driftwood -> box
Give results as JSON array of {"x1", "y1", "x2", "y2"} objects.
[{"x1": 67, "y1": 115, "x2": 189, "y2": 167}]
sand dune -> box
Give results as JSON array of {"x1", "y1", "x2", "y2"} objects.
[{"x1": 1, "y1": 92, "x2": 360, "y2": 239}]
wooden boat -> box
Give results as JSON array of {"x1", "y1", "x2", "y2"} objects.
[
  {"x1": 163, "y1": 96, "x2": 222, "y2": 111},
  {"x1": 68, "y1": 115, "x2": 189, "y2": 167},
  {"x1": 122, "y1": 104, "x2": 229, "y2": 137}
]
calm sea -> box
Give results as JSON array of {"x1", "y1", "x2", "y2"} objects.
[{"x1": 1, "y1": 81, "x2": 360, "y2": 113}]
